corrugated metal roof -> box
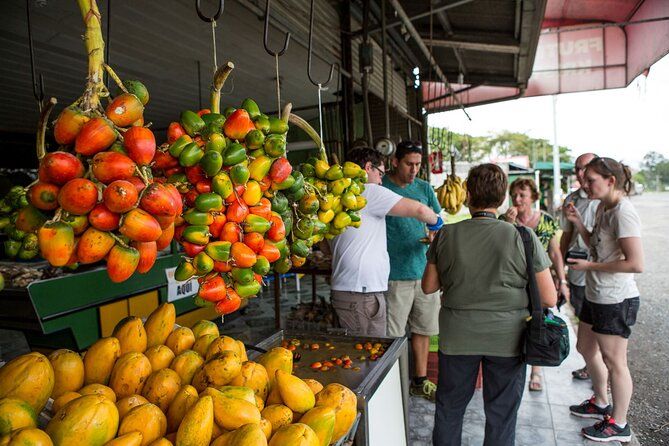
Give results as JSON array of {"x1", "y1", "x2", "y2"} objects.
[{"x1": 0, "y1": 0, "x2": 342, "y2": 135}]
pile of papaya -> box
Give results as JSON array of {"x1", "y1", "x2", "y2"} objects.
[{"x1": 0, "y1": 302, "x2": 358, "y2": 446}]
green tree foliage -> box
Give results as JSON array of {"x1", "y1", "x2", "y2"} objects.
[
  {"x1": 639, "y1": 151, "x2": 669, "y2": 190},
  {"x1": 428, "y1": 127, "x2": 572, "y2": 164}
]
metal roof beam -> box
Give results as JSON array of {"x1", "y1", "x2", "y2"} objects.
[
  {"x1": 432, "y1": 1, "x2": 468, "y2": 76},
  {"x1": 423, "y1": 38, "x2": 520, "y2": 54}
]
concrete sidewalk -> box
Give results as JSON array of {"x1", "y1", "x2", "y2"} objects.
[{"x1": 408, "y1": 307, "x2": 640, "y2": 445}]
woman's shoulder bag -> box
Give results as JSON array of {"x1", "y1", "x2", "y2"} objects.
[{"x1": 516, "y1": 226, "x2": 570, "y2": 366}]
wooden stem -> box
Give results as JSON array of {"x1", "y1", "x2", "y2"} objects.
[
  {"x1": 288, "y1": 113, "x2": 328, "y2": 164},
  {"x1": 210, "y1": 62, "x2": 235, "y2": 114},
  {"x1": 77, "y1": 0, "x2": 105, "y2": 112},
  {"x1": 103, "y1": 63, "x2": 129, "y2": 94},
  {"x1": 36, "y1": 97, "x2": 57, "y2": 160}
]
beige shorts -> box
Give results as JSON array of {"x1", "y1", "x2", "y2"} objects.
[
  {"x1": 331, "y1": 291, "x2": 387, "y2": 337},
  {"x1": 386, "y1": 280, "x2": 440, "y2": 337}
]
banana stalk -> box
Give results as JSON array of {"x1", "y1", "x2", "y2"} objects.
[{"x1": 288, "y1": 113, "x2": 328, "y2": 164}]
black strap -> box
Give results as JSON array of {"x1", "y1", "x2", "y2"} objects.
[
  {"x1": 516, "y1": 226, "x2": 545, "y2": 336},
  {"x1": 471, "y1": 211, "x2": 496, "y2": 219}
]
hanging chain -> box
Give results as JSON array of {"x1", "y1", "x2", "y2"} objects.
[
  {"x1": 275, "y1": 54, "x2": 281, "y2": 119},
  {"x1": 211, "y1": 20, "x2": 218, "y2": 72}
]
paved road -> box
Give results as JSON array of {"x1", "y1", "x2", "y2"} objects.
[{"x1": 627, "y1": 192, "x2": 669, "y2": 444}]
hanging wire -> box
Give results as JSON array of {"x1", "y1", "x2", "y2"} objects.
[
  {"x1": 195, "y1": 0, "x2": 224, "y2": 73},
  {"x1": 263, "y1": 0, "x2": 290, "y2": 118},
  {"x1": 26, "y1": 0, "x2": 45, "y2": 111},
  {"x1": 274, "y1": 54, "x2": 281, "y2": 118}
]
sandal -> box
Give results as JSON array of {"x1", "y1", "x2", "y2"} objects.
[
  {"x1": 529, "y1": 372, "x2": 543, "y2": 391},
  {"x1": 572, "y1": 366, "x2": 590, "y2": 380}
]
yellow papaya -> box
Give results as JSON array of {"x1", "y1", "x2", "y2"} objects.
[
  {"x1": 51, "y1": 392, "x2": 81, "y2": 415},
  {"x1": 0, "y1": 427, "x2": 53, "y2": 446},
  {"x1": 79, "y1": 383, "x2": 117, "y2": 402},
  {"x1": 83, "y1": 337, "x2": 121, "y2": 386},
  {"x1": 268, "y1": 423, "x2": 319, "y2": 446},
  {"x1": 257, "y1": 348, "x2": 292, "y2": 390},
  {"x1": 103, "y1": 431, "x2": 143, "y2": 446},
  {"x1": 169, "y1": 350, "x2": 203, "y2": 386},
  {"x1": 46, "y1": 394, "x2": 119, "y2": 446},
  {"x1": 48, "y1": 349, "x2": 84, "y2": 398},
  {"x1": 205, "y1": 336, "x2": 242, "y2": 361},
  {"x1": 191, "y1": 351, "x2": 241, "y2": 392},
  {"x1": 0, "y1": 352, "x2": 54, "y2": 413},
  {"x1": 190, "y1": 320, "x2": 219, "y2": 339},
  {"x1": 303, "y1": 379, "x2": 323, "y2": 396},
  {"x1": 165, "y1": 385, "x2": 198, "y2": 434},
  {"x1": 260, "y1": 404, "x2": 292, "y2": 433},
  {"x1": 145, "y1": 345, "x2": 175, "y2": 371},
  {"x1": 299, "y1": 406, "x2": 336, "y2": 446},
  {"x1": 275, "y1": 370, "x2": 315, "y2": 413},
  {"x1": 314, "y1": 384, "x2": 357, "y2": 443},
  {"x1": 144, "y1": 303, "x2": 176, "y2": 348},
  {"x1": 201, "y1": 388, "x2": 260, "y2": 431},
  {"x1": 226, "y1": 423, "x2": 267, "y2": 446},
  {"x1": 113, "y1": 316, "x2": 148, "y2": 355},
  {"x1": 118, "y1": 403, "x2": 166, "y2": 446},
  {"x1": 175, "y1": 395, "x2": 213, "y2": 446},
  {"x1": 115, "y1": 394, "x2": 149, "y2": 420},
  {"x1": 141, "y1": 368, "x2": 181, "y2": 413},
  {"x1": 165, "y1": 328, "x2": 195, "y2": 356},
  {"x1": 109, "y1": 352, "x2": 152, "y2": 399},
  {"x1": 0, "y1": 398, "x2": 37, "y2": 435},
  {"x1": 192, "y1": 334, "x2": 217, "y2": 358}
]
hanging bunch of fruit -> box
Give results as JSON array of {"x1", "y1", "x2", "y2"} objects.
[
  {"x1": 31, "y1": 0, "x2": 177, "y2": 282},
  {"x1": 436, "y1": 174, "x2": 467, "y2": 215},
  {"x1": 0, "y1": 186, "x2": 43, "y2": 261}
]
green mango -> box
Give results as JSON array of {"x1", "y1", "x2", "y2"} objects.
[
  {"x1": 272, "y1": 175, "x2": 295, "y2": 190},
  {"x1": 248, "y1": 155, "x2": 273, "y2": 182},
  {"x1": 270, "y1": 192, "x2": 288, "y2": 213},
  {"x1": 333, "y1": 211, "x2": 352, "y2": 229},
  {"x1": 182, "y1": 225, "x2": 210, "y2": 245},
  {"x1": 180, "y1": 110, "x2": 206, "y2": 136},
  {"x1": 343, "y1": 161, "x2": 362, "y2": 178},
  {"x1": 293, "y1": 218, "x2": 314, "y2": 240},
  {"x1": 329, "y1": 178, "x2": 352, "y2": 196},
  {"x1": 245, "y1": 129, "x2": 265, "y2": 150},
  {"x1": 341, "y1": 191, "x2": 357, "y2": 210},
  {"x1": 290, "y1": 240, "x2": 310, "y2": 258},
  {"x1": 252, "y1": 256, "x2": 270, "y2": 276},
  {"x1": 273, "y1": 257, "x2": 292, "y2": 274},
  {"x1": 193, "y1": 295, "x2": 214, "y2": 308},
  {"x1": 212, "y1": 172, "x2": 234, "y2": 200},
  {"x1": 235, "y1": 280, "x2": 261, "y2": 298},
  {"x1": 205, "y1": 132, "x2": 227, "y2": 153},
  {"x1": 195, "y1": 193, "x2": 223, "y2": 212},
  {"x1": 200, "y1": 150, "x2": 223, "y2": 177},
  {"x1": 205, "y1": 241, "x2": 232, "y2": 262},
  {"x1": 243, "y1": 214, "x2": 271, "y2": 234},
  {"x1": 298, "y1": 193, "x2": 319, "y2": 215},
  {"x1": 286, "y1": 171, "x2": 304, "y2": 194},
  {"x1": 183, "y1": 209, "x2": 214, "y2": 226},
  {"x1": 268, "y1": 116, "x2": 288, "y2": 135},
  {"x1": 300, "y1": 163, "x2": 316, "y2": 178},
  {"x1": 201, "y1": 113, "x2": 226, "y2": 128},
  {"x1": 222, "y1": 107, "x2": 237, "y2": 118},
  {"x1": 263, "y1": 134, "x2": 286, "y2": 158},
  {"x1": 241, "y1": 98, "x2": 261, "y2": 119},
  {"x1": 231, "y1": 267, "x2": 255, "y2": 285},
  {"x1": 175, "y1": 259, "x2": 196, "y2": 281},
  {"x1": 169, "y1": 135, "x2": 193, "y2": 157},
  {"x1": 222, "y1": 142, "x2": 247, "y2": 166},
  {"x1": 109, "y1": 140, "x2": 127, "y2": 155},
  {"x1": 230, "y1": 164, "x2": 250, "y2": 186},
  {"x1": 193, "y1": 252, "x2": 214, "y2": 275},
  {"x1": 254, "y1": 115, "x2": 271, "y2": 134},
  {"x1": 3, "y1": 239, "x2": 21, "y2": 258},
  {"x1": 179, "y1": 143, "x2": 205, "y2": 167},
  {"x1": 325, "y1": 164, "x2": 344, "y2": 181}
]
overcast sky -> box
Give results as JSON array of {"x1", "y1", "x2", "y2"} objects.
[{"x1": 429, "y1": 53, "x2": 669, "y2": 170}]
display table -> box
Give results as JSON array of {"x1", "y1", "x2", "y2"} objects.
[{"x1": 249, "y1": 330, "x2": 410, "y2": 446}]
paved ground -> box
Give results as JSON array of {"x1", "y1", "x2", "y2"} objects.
[{"x1": 626, "y1": 192, "x2": 669, "y2": 444}]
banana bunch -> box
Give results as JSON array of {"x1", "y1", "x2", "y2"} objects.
[{"x1": 436, "y1": 174, "x2": 467, "y2": 215}]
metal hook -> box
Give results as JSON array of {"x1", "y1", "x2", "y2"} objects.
[
  {"x1": 307, "y1": 0, "x2": 335, "y2": 87},
  {"x1": 263, "y1": 0, "x2": 290, "y2": 57},
  {"x1": 195, "y1": 0, "x2": 223, "y2": 23},
  {"x1": 26, "y1": 0, "x2": 45, "y2": 109}
]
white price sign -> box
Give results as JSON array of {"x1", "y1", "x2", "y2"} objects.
[{"x1": 165, "y1": 267, "x2": 199, "y2": 302}]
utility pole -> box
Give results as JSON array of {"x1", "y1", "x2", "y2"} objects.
[{"x1": 551, "y1": 95, "x2": 562, "y2": 213}]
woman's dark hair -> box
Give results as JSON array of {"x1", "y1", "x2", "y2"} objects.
[
  {"x1": 347, "y1": 147, "x2": 383, "y2": 168},
  {"x1": 586, "y1": 157, "x2": 633, "y2": 195},
  {"x1": 395, "y1": 140, "x2": 423, "y2": 161},
  {"x1": 466, "y1": 163, "x2": 508, "y2": 209},
  {"x1": 509, "y1": 177, "x2": 540, "y2": 201}
]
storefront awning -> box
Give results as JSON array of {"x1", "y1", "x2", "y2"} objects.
[{"x1": 424, "y1": 0, "x2": 669, "y2": 113}]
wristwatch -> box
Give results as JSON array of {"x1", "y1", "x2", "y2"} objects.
[{"x1": 559, "y1": 279, "x2": 568, "y2": 285}]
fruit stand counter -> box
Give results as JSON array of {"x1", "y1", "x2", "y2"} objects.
[
  {"x1": 0, "y1": 252, "x2": 220, "y2": 351},
  {"x1": 249, "y1": 330, "x2": 409, "y2": 446}
]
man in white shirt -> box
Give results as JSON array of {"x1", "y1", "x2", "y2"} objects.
[
  {"x1": 560, "y1": 152, "x2": 599, "y2": 380},
  {"x1": 328, "y1": 147, "x2": 443, "y2": 336}
]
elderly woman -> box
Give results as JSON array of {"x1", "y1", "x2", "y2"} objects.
[
  {"x1": 502, "y1": 177, "x2": 569, "y2": 391},
  {"x1": 423, "y1": 164, "x2": 557, "y2": 446}
]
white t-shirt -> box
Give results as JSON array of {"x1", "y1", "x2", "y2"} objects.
[
  {"x1": 586, "y1": 198, "x2": 641, "y2": 304},
  {"x1": 329, "y1": 184, "x2": 403, "y2": 293},
  {"x1": 560, "y1": 189, "x2": 600, "y2": 286}
]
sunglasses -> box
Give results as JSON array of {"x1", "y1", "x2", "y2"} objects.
[{"x1": 371, "y1": 165, "x2": 385, "y2": 178}]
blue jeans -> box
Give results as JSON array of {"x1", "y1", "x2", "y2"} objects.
[{"x1": 433, "y1": 353, "x2": 526, "y2": 446}]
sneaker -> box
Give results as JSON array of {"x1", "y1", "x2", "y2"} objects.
[
  {"x1": 410, "y1": 378, "x2": 437, "y2": 402},
  {"x1": 569, "y1": 396, "x2": 612, "y2": 419},
  {"x1": 582, "y1": 417, "x2": 632, "y2": 442}
]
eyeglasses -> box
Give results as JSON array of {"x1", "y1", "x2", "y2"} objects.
[
  {"x1": 371, "y1": 165, "x2": 385, "y2": 178},
  {"x1": 594, "y1": 157, "x2": 616, "y2": 175}
]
